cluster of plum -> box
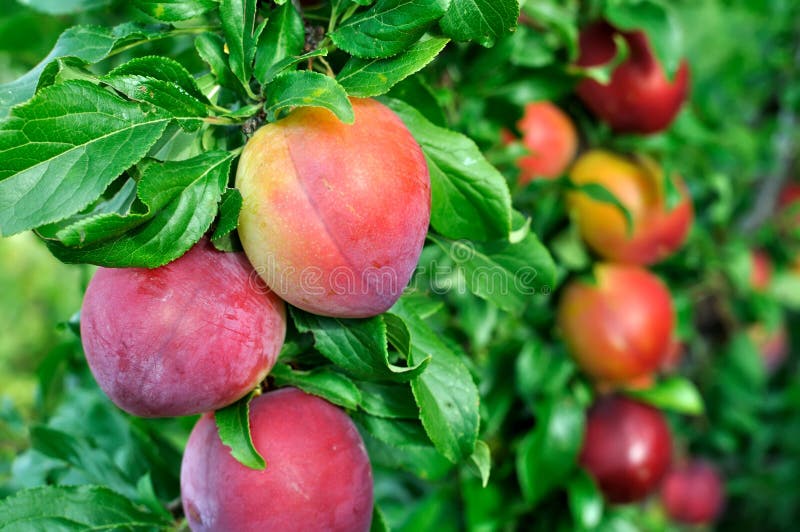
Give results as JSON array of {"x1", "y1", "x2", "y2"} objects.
[
  {"x1": 505, "y1": 21, "x2": 726, "y2": 525},
  {"x1": 79, "y1": 99, "x2": 431, "y2": 531}
]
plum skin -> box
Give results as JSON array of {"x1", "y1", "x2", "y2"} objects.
[
  {"x1": 181, "y1": 387, "x2": 374, "y2": 532},
  {"x1": 568, "y1": 150, "x2": 693, "y2": 266},
  {"x1": 661, "y1": 460, "x2": 725, "y2": 524},
  {"x1": 80, "y1": 239, "x2": 286, "y2": 417},
  {"x1": 557, "y1": 263, "x2": 675, "y2": 385},
  {"x1": 576, "y1": 21, "x2": 690, "y2": 134},
  {"x1": 515, "y1": 102, "x2": 577, "y2": 184},
  {"x1": 236, "y1": 98, "x2": 431, "y2": 318},
  {"x1": 580, "y1": 395, "x2": 672, "y2": 504}
]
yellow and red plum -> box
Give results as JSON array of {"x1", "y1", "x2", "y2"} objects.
[
  {"x1": 580, "y1": 396, "x2": 672, "y2": 504},
  {"x1": 558, "y1": 263, "x2": 674, "y2": 385},
  {"x1": 236, "y1": 98, "x2": 431, "y2": 318},
  {"x1": 181, "y1": 387, "x2": 374, "y2": 532},
  {"x1": 80, "y1": 239, "x2": 286, "y2": 417},
  {"x1": 568, "y1": 150, "x2": 693, "y2": 265}
]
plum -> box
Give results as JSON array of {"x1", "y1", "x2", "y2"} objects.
[{"x1": 181, "y1": 387, "x2": 374, "y2": 531}]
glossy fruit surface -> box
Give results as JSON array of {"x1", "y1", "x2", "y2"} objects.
[
  {"x1": 580, "y1": 395, "x2": 672, "y2": 504},
  {"x1": 80, "y1": 239, "x2": 286, "y2": 417},
  {"x1": 236, "y1": 98, "x2": 430, "y2": 318},
  {"x1": 515, "y1": 101, "x2": 577, "y2": 184},
  {"x1": 558, "y1": 263, "x2": 674, "y2": 385},
  {"x1": 568, "y1": 150, "x2": 693, "y2": 265},
  {"x1": 181, "y1": 387, "x2": 374, "y2": 532},
  {"x1": 576, "y1": 21, "x2": 690, "y2": 134},
  {"x1": 662, "y1": 460, "x2": 725, "y2": 524}
]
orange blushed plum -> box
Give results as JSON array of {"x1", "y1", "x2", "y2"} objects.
[
  {"x1": 576, "y1": 21, "x2": 690, "y2": 134},
  {"x1": 568, "y1": 150, "x2": 693, "y2": 265},
  {"x1": 236, "y1": 98, "x2": 430, "y2": 318},
  {"x1": 558, "y1": 263, "x2": 674, "y2": 385},
  {"x1": 181, "y1": 387, "x2": 374, "y2": 532},
  {"x1": 515, "y1": 102, "x2": 578, "y2": 184},
  {"x1": 661, "y1": 460, "x2": 725, "y2": 524},
  {"x1": 80, "y1": 239, "x2": 286, "y2": 417},
  {"x1": 580, "y1": 396, "x2": 672, "y2": 504}
]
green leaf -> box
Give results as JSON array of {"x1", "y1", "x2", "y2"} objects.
[
  {"x1": 215, "y1": 391, "x2": 266, "y2": 470},
  {"x1": 41, "y1": 151, "x2": 233, "y2": 267},
  {"x1": 383, "y1": 312, "x2": 412, "y2": 359},
  {"x1": 568, "y1": 470, "x2": 604, "y2": 530},
  {"x1": 624, "y1": 376, "x2": 705, "y2": 415},
  {"x1": 195, "y1": 32, "x2": 241, "y2": 93},
  {"x1": 0, "y1": 23, "x2": 166, "y2": 118},
  {"x1": 133, "y1": 0, "x2": 217, "y2": 21},
  {"x1": 515, "y1": 340, "x2": 576, "y2": 403},
  {"x1": 103, "y1": 74, "x2": 209, "y2": 120},
  {"x1": 516, "y1": 397, "x2": 584, "y2": 505},
  {"x1": 357, "y1": 381, "x2": 419, "y2": 419},
  {"x1": 567, "y1": 181, "x2": 634, "y2": 236},
  {"x1": 264, "y1": 71, "x2": 355, "y2": 123},
  {"x1": 604, "y1": 0, "x2": 683, "y2": 78},
  {"x1": 331, "y1": 0, "x2": 450, "y2": 59},
  {"x1": 468, "y1": 440, "x2": 492, "y2": 487},
  {"x1": 387, "y1": 75, "x2": 446, "y2": 126},
  {"x1": 106, "y1": 55, "x2": 210, "y2": 103},
  {"x1": 0, "y1": 80, "x2": 172, "y2": 237},
  {"x1": 258, "y1": 49, "x2": 331, "y2": 87},
  {"x1": 338, "y1": 37, "x2": 449, "y2": 97},
  {"x1": 356, "y1": 414, "x2": 453, "y2": 479},
  {"x1": 371, "y1": 505, "x2": 391, "y2": 532},
  {"x1": 135, "y1": 473, "x2": 173, "y2": 522},
  {"x1": 291, "y1": 308, "x2": 429, "y2": 381},
  {"x1": 440, "y1": 0, "x2": 520, "y2": 47},
  {"x1": 254, "y1": 1, "x2": 305, "y2": 85},
  {"x1": 15, "y1": 0, "x2": 110, "y2": 15},
  {"x1": 0, "y1": 485, "x2": 171, "y2": 530},
  {"x1": 509, "y1": 26, "x2": 557, "y2": 68},
  {"x1": 220, "y1": 0, "x2": 260, "y2": 87},
  {"x1": 390, "y1": 298, "x2": 480, "y2": 463},
  {"x1": 212, "y1": 188, "x2": 242, "y2": 241},
  {"x1": 270, "y1": 363, "x2": 362, "y2": 410},
  {"x1": 430, "y1": 231, "x2": 556, "y2": 313},
  {"x1": 521, "y1": 1, "x2": 579, "y2": 61},
  {"x1": 384, "y1": 98, "x2": 512, "y2": 241},
  {"x1": 29, "y1": 425, "x2": 139, "y2": 500}
]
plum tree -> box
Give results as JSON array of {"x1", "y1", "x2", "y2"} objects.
[
  {"x1": 236, "y1": 98, "x2": 431, "y2": 318},
  {"x1": 661, "y1": 460, "x2": 725, "y2": 524},
  {"x1": 580, "y1": 395, "x2": 672, "y2": 504},
  {"x1": 181, "y1": 387, "x2": 374, "y2": 532},
  {"x1": 557, "y1": 263, "x2": 675, "y2": 385},
  {"x1": 80, "y1": 239, "x2": 286, "y2": 417},
  {"x1": 576, "y1": 21, "x2": 690, "y2": 134},
  {"x1": 567, "y1": 150, "x2": 693, "y2": 265},
  {"x1": 512, "y1": 101, "x2": 577, "y2": 184}
]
